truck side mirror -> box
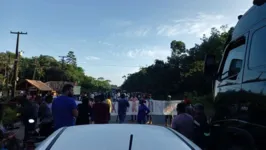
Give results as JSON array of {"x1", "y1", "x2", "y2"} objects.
[{"x1": 204, "y1": 54, "x2": 217, "y2": 77}]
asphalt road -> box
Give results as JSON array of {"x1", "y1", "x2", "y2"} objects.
[
  {"x1": 13, "y1": 115, "x2": 168, "y2": 141},
  {"x1": 110, "y1": 115, "x2": 167, "y2": 124}
]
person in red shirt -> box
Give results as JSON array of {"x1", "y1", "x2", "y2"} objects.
[
  {"x1": 92, "y1": 94, "x2": 110, "y2": 124},
  {"x1": 183, "y1": 96, "x2": 194, "y2": 116}
]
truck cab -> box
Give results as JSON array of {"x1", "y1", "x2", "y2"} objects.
[{"x1": 204, "y1": 1, "x2": 266, "y2": 149}]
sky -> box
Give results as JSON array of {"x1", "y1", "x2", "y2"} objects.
[{"x1": 0, "y1": 0, "x2": 252, "y2": 85}]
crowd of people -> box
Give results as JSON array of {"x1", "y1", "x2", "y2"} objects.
[
  {"x1": 0, "y1": 84, "x2": 209, "y2": 149},
  {"x1": 171, "y1": 98, "x2": 209, "y2": 149},
  {"x1": 15, "y1": 84, "x2": 153, "y2": 142}
]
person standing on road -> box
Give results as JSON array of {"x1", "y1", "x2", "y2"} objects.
[
  {"x1": 39, "y1": 95, "x2": 54, "y2": 137},
  {"x1": 172, "y1": 102, "x2": 194, "y2": 140},
  {"x1": 91, "y1": 94, "x2": 110, "y2": 124},
  {"x1": 20, "y1": 93, "x2": 38, "y2": 142},
  {"x1": 52, "y1": 84, "x2": 78, "y2": 130},
  {"x1": 118, "y1": 93, "x2": 129, "y2": 123},
  {"x1": 184, "y1": 96, "x2": 194, "y2": 116},
  {"x1": 146, "y1": 94, "x2": 153, "y2": 124},
  {"x1": 130, "y1": 95, "x2": 138, "y2": 122},
  {"x1": 137, "y1": 100, "x2": 150, "y2": 124},
  {"x1": 106, "y1": 94, "x2": 112, "y2": 113},
  {"x1": 76, "y1": 97, "x2": 92, "y2": 125},
  {"x1": 165, "y1": 95, "x2": 173, "y2": 127},
  {"x1": 193, "y1": 103, "x2": 208, "y2": 149}
]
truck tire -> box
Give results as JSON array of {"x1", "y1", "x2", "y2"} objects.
[{"x1": 213, "y1": 127, "x2": 256, "y2": 150}]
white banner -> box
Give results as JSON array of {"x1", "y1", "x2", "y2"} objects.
[
  {"x1": 74, "y1": 86, "x2": 81, "y2": 95},
  {"x1": 110, "y1": 100, "x2": 182, "y2": 116}
]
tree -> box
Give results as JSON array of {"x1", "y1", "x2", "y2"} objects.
[
  {"x1": 170, "y1": 40, "x2": 186, "y2": 56},
  {"x1": 0, "y1": 51, "x2": 112, "y2": 94},
  {"x1": 66, "y1": 51, "x2": 77, "y2": 66},
  {"x1": 121, "y1": 25, "x2": 232, "y2": 98},
  {"x1": 98, "y1": 77, "x2": 104, "y2": 81}
]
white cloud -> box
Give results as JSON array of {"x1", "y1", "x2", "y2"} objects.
[
  {"x1": 107, "y1": 50, "x2": 122, "y2": 57},
  {"x1": 85, "y1": 56, "x2": 100, "y2": 60},
  {"x1": 127, "y1": 46, "x2": 170, "y2": 60},
  {"x1": 114, "y1": 27, "x2": 151, "y2": 37},
  {"x1": 111, "y1": 67, "x2": 140, "y2": 85},
  {"x1": 101, "y1": 19, "x2": 132, "y2": 28},
  {"x1": 98, "y1": 41, "x2": 113, "y2": 46},
  {"x1": 79, "y1": 61, "x2": 87, "y2": 64},
  {"x1": 133, "y1": 27, "x2": 151, "y2": 36},
  {"x1": 115, "y1": 20, "x2": 132, "y2": 27},
  {"x1": 157, "y1": 12, "x2": 235, "y2": 37}
]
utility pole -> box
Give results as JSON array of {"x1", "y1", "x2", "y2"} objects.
[
  {"x1": 59, "y1": 56, "x2": 67, "y2": 69},
  {"x1": 6, "y1": 53, "x2": 11, "y2": 97},
  {"x1": 32, "y1": 57, "x2": 38, "y2": 80},
  {"x1": 59, "y1": 56, "x2": 67, "y2": 89},
  {"x1": 10, "y1": 31, "x2": 27, "y2": 98}
]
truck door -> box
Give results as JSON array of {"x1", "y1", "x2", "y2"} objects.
[
  {"x1": 213, "y1": 34, "x2": 248, "y2": 121},
  {"x1": 241, "y1": 22, "x2": 266, "y2": 148}
]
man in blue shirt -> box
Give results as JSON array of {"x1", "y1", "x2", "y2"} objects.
[
  {"x1": 52, "y1": 84, "x2": 78, "y2": 130},
  {"x1": 118, "y1": 93, "x2": 129, "y2": 123},
  {"x1": 137, "y1": 100, "x2": 150, "y2": 124}
]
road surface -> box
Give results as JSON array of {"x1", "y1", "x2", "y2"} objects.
[{"x1": 110, "y1": 115, "x2": 166, "y2": 124}]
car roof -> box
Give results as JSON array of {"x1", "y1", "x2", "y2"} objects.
[
  {"x1": 232, "y1": 3, "x2": 266, "y2": 40},
  {"x1": 36, "y1": 124, "x2": 200, "y2": 150}
]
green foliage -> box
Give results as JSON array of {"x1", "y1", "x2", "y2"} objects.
[
  {"x1": 66, "y1": 51, "x2": 77, "y2": 66},
  {"x1": 2, "y1": 107, "x2": 17, "y2": 125},
  {"x1": 121, "y1": 25, "x2": 233, "y2": 99},
  {"x1": 0, "y1": 51, "x2": 111, "y2": 92},
  {"x1": 185, "y1": 91, "x2": 214, "y2": 116}
]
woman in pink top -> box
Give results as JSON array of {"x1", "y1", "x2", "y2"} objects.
[{"x1": 130, "y1": 95, "x2": 138, "y2": 122}]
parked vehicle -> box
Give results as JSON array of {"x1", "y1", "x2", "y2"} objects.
[{"x1": 204, "y1": 1, "x2": 266, "y2": 150}]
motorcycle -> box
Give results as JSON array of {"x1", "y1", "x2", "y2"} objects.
[
  {"x1": 23, "y1": 119, "x2": 40, "y2": 149},
  {"x1": 24, "y1": 119, "x2": 49, "y2": 149},
  {"x1": 0, "y1": 126, "x2": 21, "y2": 150}
]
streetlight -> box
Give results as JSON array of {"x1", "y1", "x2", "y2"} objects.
[{"x1": 19, "y1": 50, "x2": 24, "y2": 57}]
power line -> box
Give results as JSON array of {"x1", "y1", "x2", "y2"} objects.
[{"x1": 10, "y1": 31, "x2": 27, "y2": 98}]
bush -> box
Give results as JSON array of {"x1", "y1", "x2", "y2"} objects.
[
  {"x1": 2, "y1": 107, "x2": 17, "y2": 125},
  {"x1": 185, "y1": 91, "x2": 214, "y2": 116}
]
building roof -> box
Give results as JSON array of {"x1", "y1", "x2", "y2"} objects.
[
  {"x1": 45, "y1": 81, "x2": 74, "y2": 92},
  {"x1": 25, "y1": 79, "x2": 53, "y2": 91}
]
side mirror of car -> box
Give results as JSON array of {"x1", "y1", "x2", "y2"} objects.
[{"x1": 204, "y1": 54, "x2": 218, "y2": 77}]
